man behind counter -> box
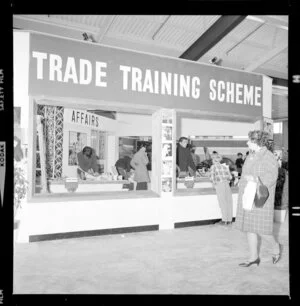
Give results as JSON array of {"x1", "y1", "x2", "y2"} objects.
[
  {"x1": 115, "y1": 153, "x2": 134, "y2": 191},
  {"x1": 77, "y1": 146, "x2": 99, "y2": 179},
  {"x1": 176, "y1": 137, "x2": 197, "y2": 176}
]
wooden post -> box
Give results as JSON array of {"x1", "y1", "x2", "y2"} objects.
[{"x1": 27, "y1": 98, "x2": 37, "y2": 199}]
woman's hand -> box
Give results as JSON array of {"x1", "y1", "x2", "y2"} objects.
[{"x1": 244, "y1": 175, "x2": 258, "y2": 182}]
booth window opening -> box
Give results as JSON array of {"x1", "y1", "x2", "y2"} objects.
[{"x1": 33, "y1": 104, "x2": 154, "y2": 196}]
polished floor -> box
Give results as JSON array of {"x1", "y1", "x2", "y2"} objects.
[{"x1": 13, "y1": 216, "x2": 289, "y2": 295}]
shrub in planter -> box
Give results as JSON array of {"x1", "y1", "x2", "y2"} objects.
[
  {"x1": 274, "y1": 167, "x2": 286, "y2": 210},
  {"x1": 14, "y1": 163, "x2": 28, "y2": 216},
  {"x1": 274, "y1": 167, "x2": 288, "y2": 223}
]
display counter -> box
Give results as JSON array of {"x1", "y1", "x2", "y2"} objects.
[
  {"x1": 176, "y1": 176, "x2": 212, "y2": 189},
  {"x1": 174, "y1": 186, "x2": 239, "y2": 196},
  {"x1": 48, "y1": 179, "x2": 131, "y2": 193}
]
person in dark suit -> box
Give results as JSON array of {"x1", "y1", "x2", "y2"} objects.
[
  {"x1": 235, "y1": 152, "x2": 244, "y2": 178},
  {"x1": 176, "y1": 137, "x2": 197, "y2": 176}
]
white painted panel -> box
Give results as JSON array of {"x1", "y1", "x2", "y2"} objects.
[
  {"x1": 13, "y1": 32, "x2": 30, "y2": 134},
  {"x1": 263, "y1": 75, "x2": 273, "y2": 118},
  {"x1": 116, "y1": 113, "x2": 152, "y2": 136},
  {"x1": 172, "y1": 193, "x2": 238, "y2": 222},
  {"x1": 17, "y1": 193, "x2": 238, "y2": 241},
  {"x1": 179, "y1": 117, "x2": 253, "y2": 137}
]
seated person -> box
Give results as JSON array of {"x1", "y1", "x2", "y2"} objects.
[{"x1": 77, "y1": 146, "x2": 100, "y2": 179}]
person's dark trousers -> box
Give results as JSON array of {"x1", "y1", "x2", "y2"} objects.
[{"x1": 136, "y1": 182, "x2": 148, "y2": 190}]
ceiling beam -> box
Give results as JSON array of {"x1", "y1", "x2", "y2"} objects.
[
  {"x1": 179, "y1": 15, "x2": 247, "y2": 61},
  {"x1": 271, "y1": 77, "x2": 288, "y2": 87},
  {"x1": 244, "y1": 43, "x2": 287, "y2": 72}
]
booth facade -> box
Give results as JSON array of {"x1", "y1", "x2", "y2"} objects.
[{"x1": 14, "y1": 31, "x2": 272, "y2": 242}]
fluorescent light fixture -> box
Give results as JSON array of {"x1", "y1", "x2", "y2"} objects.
[{"x1": 232, "y1": 136, "x2": 248, "y2": 139}]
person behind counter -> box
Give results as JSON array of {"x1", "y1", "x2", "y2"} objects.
[
  {"x1": 176, "y1": 137, "x2": 196, "y2": 176},
  {"x1": 115, "y1": 153, "x2": 134, "y2": 191},
  {"x1": 234, "y1": 130, "x2": 280, "y2": 267},
  {"x1": 77, "y1": 146, "x2": 99, "y2": 179},
  {"x1": 235, "y1": 153, "x2": 244, "y2": 178},
  {"x1": 210, "y1": 153, "x2": 233, "y2": 225},
  {"x1": 190, "y1": 146, "x2": 200, "y2": 168},
  {"x1": 130, "y1": 145, "x2": 150, "y2": 190}
]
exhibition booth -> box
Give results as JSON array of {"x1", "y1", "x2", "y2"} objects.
[{"x1": 14, "y1": 31, "x2": 272, "y2": 242}]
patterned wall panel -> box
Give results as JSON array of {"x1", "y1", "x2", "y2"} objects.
[{"x1": 37, "y1": 105, "x2": 64, "y2": 179}]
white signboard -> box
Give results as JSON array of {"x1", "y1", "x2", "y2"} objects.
[{"x1": 64, "y1": 108, "x2": 102, "y2": 130}]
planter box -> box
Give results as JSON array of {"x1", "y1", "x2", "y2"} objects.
[{"x1": 274, "y1": 209, "x2": 287, "y2": 223}]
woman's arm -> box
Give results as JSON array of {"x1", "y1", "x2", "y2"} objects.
[
  {"x1": 130, "y1": 157, "x2": 136, "y2": 169},
  {"x1": 210, "y1": 165, "x2": 215, "y2": 185},
  {"x1": 257, "y1": 153, "x2": 278, "y2": 188}
]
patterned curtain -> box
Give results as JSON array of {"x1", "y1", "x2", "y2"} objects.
[{"x1": 37, "y1": 105, "x2": 64, "y2": 179}]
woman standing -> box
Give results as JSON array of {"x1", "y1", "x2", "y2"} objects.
[
  {"x1": 210, "y1": 153, "x2": 233, "y2": 225},
  {"x1": 130, "y1": 145, "x2": 150, "y2": 190},
  {"x1": 234, "y1": 130, "x2": 281, "y2": 267}
]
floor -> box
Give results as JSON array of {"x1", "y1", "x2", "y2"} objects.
[{"x1": 13, "y1": 216, "x2": 289, "y2": 295}]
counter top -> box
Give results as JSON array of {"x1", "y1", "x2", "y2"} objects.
[
  {"x1": 49, "y1": 179, "x2": 130, "y2": 185},
  {"x1": 174, "y1": 186, "x2": 239, "y2": 196},
  {"x1": 29, "y1": 190, "x2": 160, "y2": 203}
]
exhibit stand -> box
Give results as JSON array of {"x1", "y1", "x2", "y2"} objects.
[{"x1": 13, "y1": 31, "x2": 272, "y2": 242}]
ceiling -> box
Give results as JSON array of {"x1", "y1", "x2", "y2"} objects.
[{"x1": 13, "y1": 14, "x2": 288, "y2": 120}]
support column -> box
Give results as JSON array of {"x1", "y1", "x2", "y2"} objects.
[
  {"x1": 282, "y1": 120, "x2": 288, "y2": 152},
  {"x1": 254, "y1": 75, "x2": 274, "y2": 137},
  {"x1": 152, "y1": 109, "x2": 176, "y2": 230},
  {"x1": 106, "y1": 134, "x2": 117, "y2": 174},
  {"x1": 27, "y1": 98, "x2": 37, "y2": 198}
]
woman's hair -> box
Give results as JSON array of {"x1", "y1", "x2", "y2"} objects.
[
  {"x1": 211, "y1": 152, "x2": 222, "y2": 163},
  {"x1": 248, "y1": 130, "x2": 270, "y2": 147}
]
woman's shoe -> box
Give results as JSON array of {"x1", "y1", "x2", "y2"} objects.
[
  {"x1": 272, "y1": 244, "x2": 283, "y2": 264},
  {"x1": 239, "y1": 257, "x2": 260, "y2": 267}
]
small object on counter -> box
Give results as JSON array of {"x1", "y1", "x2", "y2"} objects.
[
  {"x1": 184, "y1": 176, "x2": 195, "y2": 188},
  {"x1": 64, "y1": 177, "x2": 79, "y2": 192}
]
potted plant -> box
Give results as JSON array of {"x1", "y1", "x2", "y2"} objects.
[
  {"x1": 274, "y1": 163, "x2": 288, "y2": 223},
  {"x1": 14, "y1": 162, "x2": 28, "y2": 218}
]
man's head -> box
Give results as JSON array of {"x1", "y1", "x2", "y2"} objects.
[
  {"x1": 178, "y1": 137, "x2": 188, "y2": 148},
  {"x1": 82, "y1": 146, "x2": 93, "y2": 158},
  {"x1": 237, "y1": 153, "x2": 243, "y2": 158}
]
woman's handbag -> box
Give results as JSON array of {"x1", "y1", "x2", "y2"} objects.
[{"x1": 254, "y1": 176, "x2": 269, "y2": 208}]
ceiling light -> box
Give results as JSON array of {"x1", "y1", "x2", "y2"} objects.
[{"x1": 209, "y1": 57, "x2": 222, "y2": 66}]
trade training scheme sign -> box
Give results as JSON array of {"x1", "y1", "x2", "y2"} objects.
[{"x1": 29, "y1": 33, "x2": 264, "y2": 119}]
